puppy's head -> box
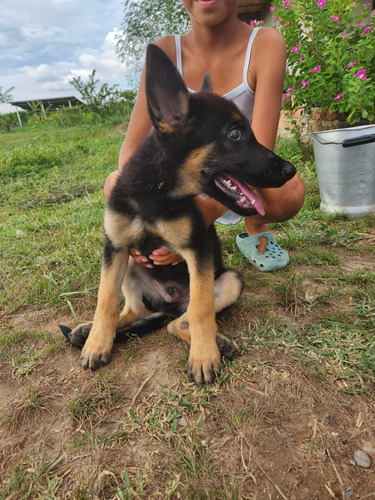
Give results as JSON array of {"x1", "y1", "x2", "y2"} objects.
[{"x1": 145, "y1": 44, "x2": 296, "y2": 216}]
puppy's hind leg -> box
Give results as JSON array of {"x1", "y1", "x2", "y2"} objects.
[
  {"x1": 68, "y1": 322, "x2": 93, "y2": 347},
  {"x1": 118, "y1": 261, "x2": 147, "y2": 328},
  {"x1": 214, "y1": 269, "x2": 243, "y2": 312}
]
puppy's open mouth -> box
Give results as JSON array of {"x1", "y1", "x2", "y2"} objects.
[{"x1": 214, "y1": 174, "x2": 265, "y2": 216}]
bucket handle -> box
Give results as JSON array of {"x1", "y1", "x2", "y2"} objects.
[
  {"x1": 307, "y1": 125, "x2": 375, "y2": 147},
  {"x1": 342, "y1": 134, "x2": 375, "y2": 148}
]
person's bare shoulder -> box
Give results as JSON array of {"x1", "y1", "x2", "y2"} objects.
[
  {"x1": 153, "y1": 35, "x2": 178, "y2": 63},
  {"x1": 254, "y1": 27, "x2": 286, "y2": 57}
]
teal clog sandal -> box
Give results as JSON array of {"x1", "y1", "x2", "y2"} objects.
[{"x1": 236, "y1": 231, "x2": 289, "y2": 272}]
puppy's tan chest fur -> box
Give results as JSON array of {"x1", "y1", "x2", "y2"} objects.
[
  {"x1": 104, "y1": 209, "x2": 193, "y2": 252},
  {"x1": 104, "y1": 210, "x2": 144, "y2": 248}
]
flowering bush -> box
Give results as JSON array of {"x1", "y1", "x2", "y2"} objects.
[{"x1": 270, "y1": 0, "x2": 375, "y2": 125}]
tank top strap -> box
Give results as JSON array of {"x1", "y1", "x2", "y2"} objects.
[
  {"x1": 242, "y1": 27, "x2": 260, "y2": 90},
  {"x1": 175, "y1": 34, "x2": 183, "y2": 75},
  {"x1": 175, "y1": 28, "x2": 260, "y2": 96}
]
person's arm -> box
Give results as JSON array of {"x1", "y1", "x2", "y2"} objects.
[
  {"x1": 250, "y1": 28, "x2": 287, "y2": 150},
  {"x1": 245, "y1": 28, "x2": 304, "y2": 225},
  {"x1": 104, "y1": 65, "x2": 152, "y2": 200}
]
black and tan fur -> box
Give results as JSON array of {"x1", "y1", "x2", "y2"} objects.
[{"x1": 63, "y1": 44, "x2": 296, "y2": 384}]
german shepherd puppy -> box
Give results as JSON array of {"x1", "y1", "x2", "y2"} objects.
[{"x1": 62, "y1": 44, "x2": 296, "y2": 384}]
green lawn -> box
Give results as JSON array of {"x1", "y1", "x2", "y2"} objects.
[{"x1": 0, "y1": 123, "x2": 374, "y2": 499}]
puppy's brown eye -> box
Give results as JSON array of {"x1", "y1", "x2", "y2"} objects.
[{"x1": 228, "y1": 127, "x2": 242, "y2": 141}]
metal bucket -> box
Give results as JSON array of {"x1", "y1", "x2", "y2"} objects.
[{"x1": 311, "y1": 124, "x2": 375, "y2": 217}]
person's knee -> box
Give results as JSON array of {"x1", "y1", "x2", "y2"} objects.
[
  {"x1": 281, "y1": 174, "x2": 305, "y2": 219},
  {"x1": 264, "y1": 174, "x2": 305, "y2": 222}
]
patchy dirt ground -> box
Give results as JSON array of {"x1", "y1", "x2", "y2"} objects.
[{"x1": 1, "y1": 237, "x2": 375, "y2": 499}]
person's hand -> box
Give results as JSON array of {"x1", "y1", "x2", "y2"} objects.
[{"x1": 130, "y1": 247, "x2": 183, "y2": 268}]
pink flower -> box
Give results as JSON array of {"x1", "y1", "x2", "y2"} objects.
[
  {"x1": 364, "y1": 3, "x2": 372, "y2": 6},
  {"x1": 286, "y1": 87, "x2": 295, "y2": 96},
  {"x1": 316, "y1": 0, "x2": 326, "y2": 8},
  {"x1": 311, "y1": 66, "x2": 321, "y2": 73},
  {"x1": 299, "y1": 56, "x2": 304, "y2": 64},
  {"x1": 334, "y1": 94, "x2": 344, "y2": 100},
  {"x1": 347, "y1": 62, "x2": 357, "y2": 68},
  {"x1": 354, "y1": 69, "x2": 367, "y2": 80},
  {"x1": 283, "y1": 22, "x2": 290, "y2": 27},
  {"x1": 355, "y1": 23, "x2": 365, "y2": 27},
  {"x1": 274, "y1": 16, "x2": 280, "y2": 22},
  {"x1": 361, "y1": 27, "x2": 373, "y2": 35},
  {"x1": 284, "y1": 0, "x2": 291, "y2": 8},
  {"x1": 331, "y1": 16, "x2": 339, "y2": 23},
  {"x1": 291, "y1": 45, "x2": 300, "y2": 53},
  {"x1": 270, "y1": 5, "x2": 276, "y2": 12},
  {"x1": 301, "y1": 81, "x2": 310, "y2": 88}
]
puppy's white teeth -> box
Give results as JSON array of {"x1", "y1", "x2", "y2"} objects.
[
  {"x1": 221, "y1": 177, "x2": 241, "y2": 195},
  {"x1": 251, "y1": 199, "x2": 256, "y2": 205}
]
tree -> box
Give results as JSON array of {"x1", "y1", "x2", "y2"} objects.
[
  {"x1": 116, "y1": 0, "x2": 190, "y2": 74},
  {"x1": 69, "y1": 70, "x2": 120, "y2": 111},
  {"x1": 0, "y1": 86, "x2": 14, "y2": 104}
]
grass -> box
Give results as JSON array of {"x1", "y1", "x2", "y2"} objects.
[
  {"x1": 1, "y1": 446, "x2": 64, "y2": 500},
  {"x1": 68, "y1": 374, "x2": 124, "y2": 427},
  {"x1": 1, "y1": 384, "x2": 52, "y2": 430},
  {"x1": 0, "y1": 125, "x2": 119, "y2": 315},
  {"x1": 0, "y1": 124, "x2": 374, "y2": 498}
]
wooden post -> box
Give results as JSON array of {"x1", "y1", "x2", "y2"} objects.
[
  {"x1": 40, "y1": 102, "x2": 47, "y2": 119},
  {"x1": 15, "y1": 107, "x2": 22, "y2": 128}
]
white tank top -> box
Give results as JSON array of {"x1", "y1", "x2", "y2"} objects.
[{"x1": 175, "y1": 27, "x2": 260, "y2": 123}]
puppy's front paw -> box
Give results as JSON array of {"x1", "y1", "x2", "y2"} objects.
[
  {"x1": 80, "y1": 333, "x2": 113, "y2": 370},
  {"x1": 187, "y1": 344, "x2": 221, "y2": 385},
  {"x1": 68, "y1": 322, "x2": 93, "y2": 347}
]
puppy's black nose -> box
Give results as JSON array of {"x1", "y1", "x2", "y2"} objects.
[{"x1": 282, "y1": 162, "x2": 296, "y2": 180}]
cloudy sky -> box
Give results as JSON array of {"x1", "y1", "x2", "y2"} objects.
[{"x1": 0, "y1": 0, "x2": 137, "y2": 113}]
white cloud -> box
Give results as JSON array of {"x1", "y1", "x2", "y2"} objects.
[
  {"x1": 77, "y1": 30, "x2": 129, "y2": 81},
  {"x1": 0, "y1": 0, "x2": 136, "y2": 114},
  {"x1": 0, "y1": 28, "x2": 135, "y2": 114},
  {"x1": 51, "y1": 0, "x2": 76, "y2": 5}
]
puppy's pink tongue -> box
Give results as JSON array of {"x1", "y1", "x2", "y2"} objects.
[
  {"x1": 238, "y1": 184, "x2": 265, "y2": 216},
  {"x1": 219, "y1": 174, "x2": 265, "y2": 216}
]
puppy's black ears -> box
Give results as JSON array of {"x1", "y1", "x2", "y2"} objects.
[
  {"x1": 200, "y1": 73, "x2": 212, "y2": 92},
  {"x1": 146, "y1": 44, "x2": 190, "y2": 135}
]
